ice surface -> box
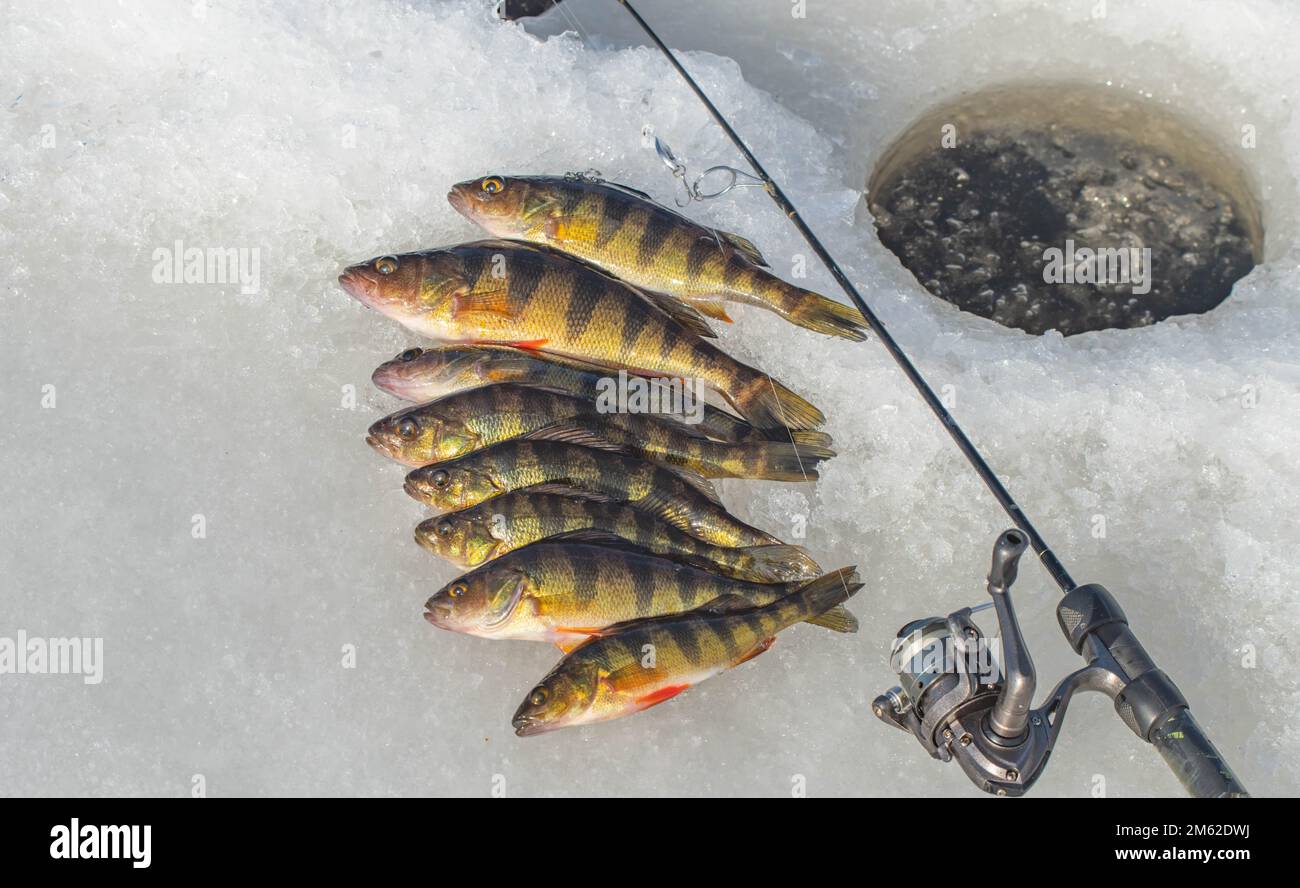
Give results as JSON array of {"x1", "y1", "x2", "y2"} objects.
[{"x1": 1, "y1": 0, "x2": 1297, "y2": 797}]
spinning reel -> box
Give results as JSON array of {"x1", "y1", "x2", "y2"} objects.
[{"x1": 872, "y1": 529, "x2": 1220, "y2": 797}]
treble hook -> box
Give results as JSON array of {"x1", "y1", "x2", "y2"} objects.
[{"x1": 653, "y1": 135, "x2": 763, "y2": 207}]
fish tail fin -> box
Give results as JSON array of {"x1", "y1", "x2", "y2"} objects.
[
  {"x1": 786, "y1": 566, "x2": 864, "y2": 633},
  {"x1": 728, "y1": 373, "x2": 826, "y2": 432},
  {"x1": 732, "y1": 544, "x2": 823, "y2": 584},
  {"x1": 805, "y1": 605, "x2": 860, "y2": 633},
  {"x1": 787, "y1": 429, "x2": 834, "y2": 449},
  {"x1": 775, "y1": 283, "x2": 869, "y2": 341},
  {"x1": 726, "y1": 438, "x2": 834, "y2": 481}
]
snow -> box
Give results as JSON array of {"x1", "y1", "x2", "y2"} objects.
[{"x1": 1, "y1": 0, "x2": 1296, "y2": 796}]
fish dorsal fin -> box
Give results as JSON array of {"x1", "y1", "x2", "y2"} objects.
[
  {"x1": 659, "y1": 463, "x2": 721, "y2": 504},
  {"x1": 594, "y1": 180, "x2": 657, "y2": 203},
  {"x1": 537, "y1": 536, "x2": 661, "y2": 560},
  {"x1": 548, "y1": 530, "x2": 746, "y2": 577},
  {"x1": 625, "y1": 283, "x2": 717, "y2": 339},
  {"x1": 546, "y1": 528, "x2": 641, "y2": 548},
  {"x1": 592, "y1": 612, "x2": 683, "y2": 639},
  {"x1": 713, "y1": 230, "x2": 770, "y2": 267}
]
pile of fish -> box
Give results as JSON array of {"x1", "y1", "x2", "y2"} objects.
[{"x1": 339, "y1": 173, "x2": 867, "y2": 735}]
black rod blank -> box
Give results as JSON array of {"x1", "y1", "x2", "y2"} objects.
[{"x1": 618, "y1": 0, "x2": 1075, "y2": 593}]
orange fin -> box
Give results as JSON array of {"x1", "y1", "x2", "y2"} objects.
[
  {"x1": 635, "y1": 683, "x2": 690, "y2": 708},
  {"x1": 546, "y1": 216, "x2": 599, "y2": 244},
  {"x1": 556, "y1": 626, "x2": 606, "y2": 637},
  {"x1": 510, "y1": 339, "x2": 548, "y2": 350},
  {"x1": 554, "y1": 636, "x2": 589, "y2": 654},
  {"x1": 691, "y1": 300, "x2": 734, "y2": 323},
  {"x1": 452, "y1": 288, "x2": 515, "y2": 320},
  {"x1": 733, "y1": 637, "x2": 775, "y2": 667}
]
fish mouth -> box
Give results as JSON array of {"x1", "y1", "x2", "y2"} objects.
[
  {"x1": 369, "y1": 364, "x2": 397, "y2": 392},
  {"x1": 511, "y1": 713, "x2": 548, "y2": 737},
  {"x1": 365, "y1": 434, "x2": 396, "y2": 459},
  {"x1": 413, "y1": 529, "x2": 440, "y2": 555},
  {"x1": 338, "y1": 266, "x2": 381, "y2": 307},
  {"x1": 403, "y1": 477, "x2": 427, "y2": 501},
  {"x1": 446, "y1": 185, "x2": 473, "y2": 218},
  {"x1": 423, "y1": 598, "x2": 455, "y2": 627}
]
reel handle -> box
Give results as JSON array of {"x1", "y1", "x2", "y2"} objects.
[{"x1": 987, "y1": 530, "x2": 1035, "y2": 740}]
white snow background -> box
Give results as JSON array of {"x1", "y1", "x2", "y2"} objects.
[{"x1": 1, "y1": 0, "x2": 1296, "y2": 796}]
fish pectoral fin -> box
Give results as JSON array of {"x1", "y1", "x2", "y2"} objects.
[
  {"x1": 733, "y1": 637, "x2": 775, "y2": 667},
  {"x1": 545, "y1": 215, "x2": 600, "y2": 245},
  {"x1": 518, "y1": 483, "x2": 617, "y2": 503},
  {"x1": 451, "y1": 286, "x2": 516, "y2": 320},
  {"x1": 603, "y1": 661, "x2": 671, "y2": 694}
]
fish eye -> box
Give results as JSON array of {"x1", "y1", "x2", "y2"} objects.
[
  {"x1": 398, "y1": 348, "x2": 422, "y2": 362},
  {"x1": 432, "y1": 469, "x2": 450, "y2": 488},
  {"x1": 436, "y1": 521, "x2": 453, "y2": 537},
  {"x1": 481, "y1": 176, "x2": 505, "y2": 194},
  {"x1": 397, "y1": 417, "x2": 419, "y2": 439},
  {"x1": 448, "y1": 583, "x2": 467, "y2": 599},
  {"x1": 529, "y1": 686, "x2": 549, "y2": 706},
  {"x1": 375, "y1": 256, "x2": 399, "y2": 275}
]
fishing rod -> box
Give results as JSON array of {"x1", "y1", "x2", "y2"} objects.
[{"x1": 616, "y1": 0, "x2": 1247, "y2": 798}]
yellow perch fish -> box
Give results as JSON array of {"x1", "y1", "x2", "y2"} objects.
[
  {"x1": 372, "y1": 344, "x2": 764, "y2": 443},
  {"x1": 339, "y1": 240, "x2": 826, "y2": 431},
  {"x1": 366, "y1": 382, "x2": 833, "y2": 480},
  {"x1": 448, "y1": 174, "x2": 868, "y2": 340},
  {"x1": 403, "y1": 440, "x2": 784, "y2": 549},
  {"x1": 509, "y1": 566, "x2": 864, "y2": 735},
  {"x1": 415, "y1": 490, "x2": 821, "y2": 583},
  {"x1": 424, "y1": 542, "x2": 857, "y2": 651}
]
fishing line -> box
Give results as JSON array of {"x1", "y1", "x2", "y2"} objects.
[{"x1": 617, "y1": 0, "x2": 1076, "y2": 594}]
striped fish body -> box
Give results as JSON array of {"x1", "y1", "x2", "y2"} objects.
[
  {"x1": 403, "y1": 440, "x2": 782, "y2": 549},
  {"x1": 510, "y1": 567, "x2": 865, "y2": 734},
  {"x1": 372, "y1": 344, "x2": 762, "y2": 443},
  {"x1": 448, "y1": 175, "x2": 867, "y2": 340},
  {"x1": 367, "y1": 382, "x2": 832, "y2": 479},
  {"x1": 414, "y1": 490, "x2": 821, "y2": 583},
  {"x1": 423, "y1": 543, "x2": 855, "y2": 649},
  {"x1": 341, "y1": 240, "x2": 825, "y2": 431}
]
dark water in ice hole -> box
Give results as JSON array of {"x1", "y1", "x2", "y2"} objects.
[{"x1": 868, "y1": 85, "x2": 1262, "y2": 336}]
